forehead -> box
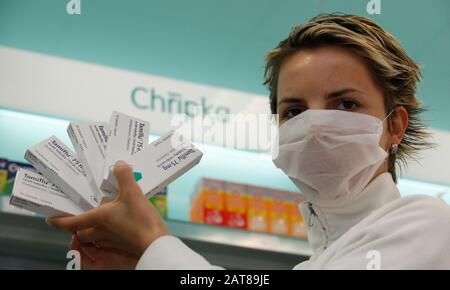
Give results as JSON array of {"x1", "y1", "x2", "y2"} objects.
[{"x1": 277, "y1": 46, "x2": 377, "y2": 97}]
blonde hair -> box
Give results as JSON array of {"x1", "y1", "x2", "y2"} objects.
[{"x1": 264, "y1": 13, "x2": 432, "y2": 182}]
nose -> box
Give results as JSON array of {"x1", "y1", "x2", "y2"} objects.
[{"x1": 306, "y1": 99, "x2": 327, "y2": 110}]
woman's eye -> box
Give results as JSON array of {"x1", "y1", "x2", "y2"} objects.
[
  {"x1": 284, "y1": 108, "x2": 304, "y2": 119},
  {"x1": 337, "y1": 100, "x2": 359, "y2": 111}
]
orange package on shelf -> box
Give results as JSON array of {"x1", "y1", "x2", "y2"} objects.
[
  {"x1": 284, "y1": 193, "x2": 307, "y2": 239},
  {"x1": 203, "y1": 179, "x2": 226, "y2": 226},
  {"x1": 247, "y1": 186, "x2": 271, "y2": 233},
  {"x1": 224, "y1": 181, "x2": 248, "y2": 230},
  {"x1": 189, "y1": 189, "x2": 205, "y2": 224},
  {"x1": 289, "y1": 204, "x2": 308, "y2": 240},
  {"x1": 268, "y1": 190, "x2": 290, "y2": 236},
  {"x1": 190, "y1": 177, "x2": 308, "y2": 240}
]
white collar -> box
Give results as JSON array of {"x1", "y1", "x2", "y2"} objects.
[{"x1": 300, "y1": 172, "x2": 401, "y2": 255}]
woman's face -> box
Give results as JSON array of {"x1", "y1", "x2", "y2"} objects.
[{"x1": 276, "y1": 46, "x2": 407, "y2": 177}]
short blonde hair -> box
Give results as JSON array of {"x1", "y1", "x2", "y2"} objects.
[{"x1": 264, "y1": 13, "x2": 432, "y2": 182}]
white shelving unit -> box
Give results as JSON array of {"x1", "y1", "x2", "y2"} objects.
[{"x1": 0, "y1": 211, "x2": 311, "y2": 270}]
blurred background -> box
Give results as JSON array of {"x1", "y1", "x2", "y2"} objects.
[{"x1": 0, "y1": 0, "x2": 449, "y2": 269}]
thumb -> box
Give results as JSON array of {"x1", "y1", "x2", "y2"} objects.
[{"x1": 113, "y1": 160, "x2": 143, "y2": 200}]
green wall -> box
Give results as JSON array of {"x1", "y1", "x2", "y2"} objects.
[{"x1": 1, "y1": 0, "x2": 449, "y2": 129}]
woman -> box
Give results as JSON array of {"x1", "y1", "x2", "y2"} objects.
[{"x1": 49, "y1": 14, "x2": 450, "y2": 270}]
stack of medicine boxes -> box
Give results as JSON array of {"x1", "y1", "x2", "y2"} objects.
[{"x1": 10, "y1": 111, "x2": 203, "y2": 217}]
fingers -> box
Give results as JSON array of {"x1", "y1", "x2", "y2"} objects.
[
  {"x1": 100, "y1": 196, "x2": 115, "y2": 204},
  {"x1": 76, "y1": 228, "x2": 122, "y2": 252},
  {"x1": 47, "y1": 208, "x2": 104, "y2": 231},
  {"x1": 113, "y1": 160, "x2": 143, "y2": 199},
  {"x1": 76, "y1": 228, "x2": 108, "y2": 244},
  {"x1": 72, "y1": 235, "x2": 98, "y2": 262},
  {"x1": 71, "y1": 234, "x2": 80, "y2": 251},
  {"x1": 80, "y1": 251, "x2": 96, "y2": 270},
  {"x1": 74, "y1": 234, "x2": 118, "y2": 267},
  {"x1": 79, "y1": 243, "x2": 102, "y2": 261},
  {"x1": 70, "y1": 236, "x2": 96, "y2": 269},
  {"x1": 89, "y1": 239, "x2": 138, "y2": 256},
  {"x1": 80, "y1": 242, "x2": 106, "y2": 265},
  {"x1": 80, "y1": 245, "x2": 138, "y2": 270},
  {"x1": 92, "y1": 240, "x2": 122, "y2": 250}
]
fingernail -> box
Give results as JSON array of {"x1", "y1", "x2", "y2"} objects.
[{"x1": 114, "y1": 160, "x2": 129, "y2": 167}]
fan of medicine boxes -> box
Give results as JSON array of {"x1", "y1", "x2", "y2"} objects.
[
  {"x1": 190, "y1": 178, "x2": 307, "y2": 240},
  {"x1": 8, "y1": 111, "x2": 202, "y2": 218}
]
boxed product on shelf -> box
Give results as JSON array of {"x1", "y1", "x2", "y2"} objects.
[
  {"x1": 287, "y1": 198, "x2": 307, "y2": 239},
  {"x1": 247, "y1": 185, "x2": 272, "y2": 233},
  {"x1": 0, "y1": 159, "x2": 7, "y2": 193},
  {"x1": 0, "y1": 158, "x2": 36, "y2": 195},
  {"x1": 189, "y1": 185, "x2": 205, "y2": 224},
  {"x1": 223, "y1": 181, "x2": 248, "y2": 229},
  {"x1": 267, "y1": 189, "x2": 291, "y2": 236},
  {"x1": 201, "y1": 178, "x2": 226, "y2": 226},
  {"x1": 190, "y1": 177, "x2": 308, "y2": 240},
  {"x1": 149, "y1": 187, "x2": 168, "y2": 218}
]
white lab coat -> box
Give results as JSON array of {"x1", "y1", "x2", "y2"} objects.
[{"x1": 135, "y1": 173, "x2": 450, "y2": 270}]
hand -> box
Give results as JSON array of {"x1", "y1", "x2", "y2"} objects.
[
  {"x1": 71, "y1": 234, "x2": 139, "y2": 270},
  {"x1": 48, "y1": 160, "x2": 170, "y2": 256}
]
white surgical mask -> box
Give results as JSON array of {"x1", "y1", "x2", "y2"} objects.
[{"x1": 272, "y1": 109, "x2": 391, "y2": 206}]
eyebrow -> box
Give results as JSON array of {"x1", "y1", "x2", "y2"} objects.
[
  {"x1": 277, "y1": 88, "x2": 366, "y2": 106},
  {"x1": 328, "y1": 88, "x2": 366, "y2": 99}
]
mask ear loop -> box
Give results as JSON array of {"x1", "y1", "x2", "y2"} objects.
[
  {"x1": 382, "y1": 109, "x2": 395, "y2": 123},
  {"x1": 382, "y1": 109, "x2": 399, "y2": 155}
]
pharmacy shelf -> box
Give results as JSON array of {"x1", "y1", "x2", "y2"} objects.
[
  {"x1": 0, "y1": 211, "x2": 311, "y2": 269},
  {"x1": 169, "y1": 220, "x2": 312, "y2": 257}
]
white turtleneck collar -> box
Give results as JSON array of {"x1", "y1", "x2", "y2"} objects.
[{"x1": 299, "y1": 172, "x2": 401, "y2": 256}]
